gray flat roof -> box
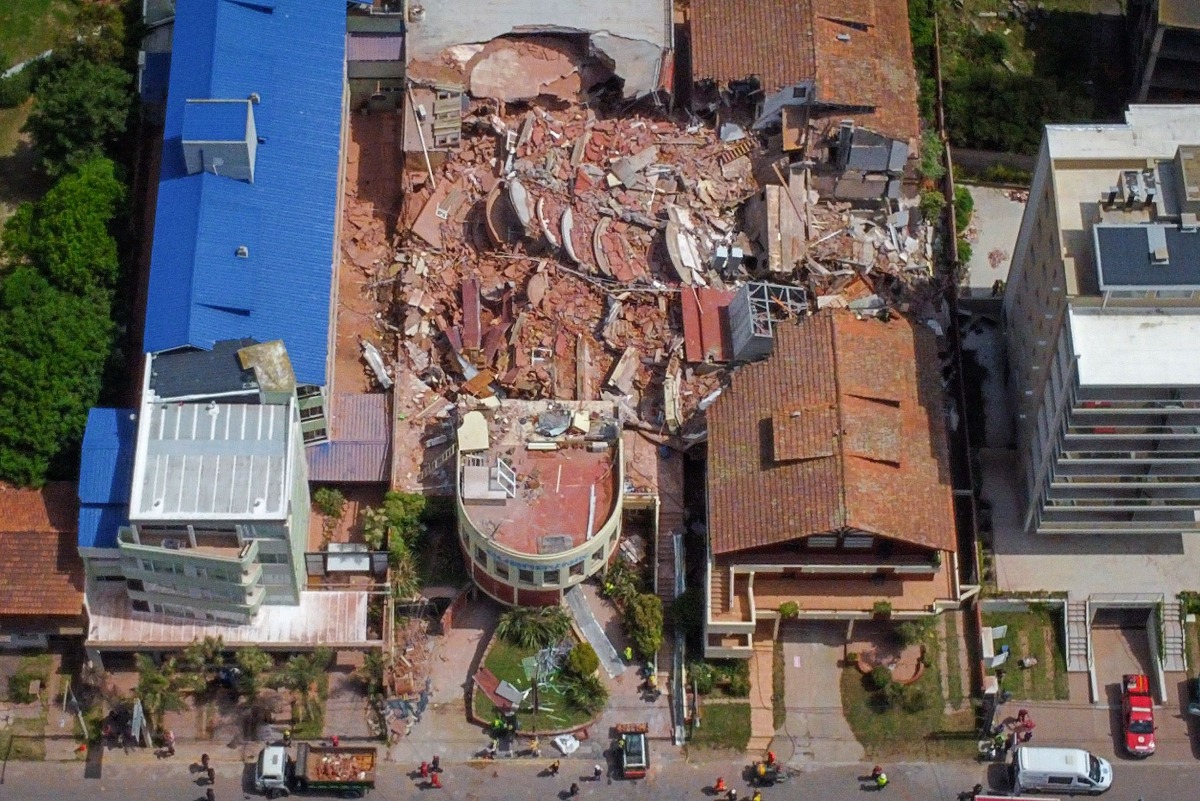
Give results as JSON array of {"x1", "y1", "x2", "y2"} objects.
[
  {"x1": 130, "y1": 400, "x2": 292, "y2": 520},
  {"x1": 1095, "y1": 223, "x2": 1200, "y2": 290}
]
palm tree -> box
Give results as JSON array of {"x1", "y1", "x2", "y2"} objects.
[
  {"x1": 496, "y1": 606, "x2": 572, "y2": 649},
  {"x1": 271, "y1": 648, "x2": 333, "y2": 723},
  {"x1": 135, "y1": 655, "x2": 189, "y2": 732}
]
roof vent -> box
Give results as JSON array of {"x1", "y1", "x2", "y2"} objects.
[{"x1": 235, "y1": 245, "x2": 249, "y2": 258}]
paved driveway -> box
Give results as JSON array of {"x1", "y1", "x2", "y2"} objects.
[{"x1": 771, "y1": 622, "x2": 864, "y2": 765}]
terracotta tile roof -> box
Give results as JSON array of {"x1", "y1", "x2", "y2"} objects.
[
  {"x1": 690, "y1": 0, "x2": 921, "y2": 143},
  {"x1": 707, "y1": 309, "x2": 954, "y2": 555},
  {"x1": 0, "y1": 482, "x2": 79, "y2": 533},
  {"x1": 0, "y1": 531, "x2": 85, "y2": 617}
]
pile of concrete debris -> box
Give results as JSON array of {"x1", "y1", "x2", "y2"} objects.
[{"x1": 349, "y1": 98, "x2": 947, "y2": 472}]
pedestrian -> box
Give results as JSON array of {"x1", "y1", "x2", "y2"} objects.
[
  {"x1": 530, "y1": 737, "x2": 540, "y2": 758},
  {"x1": 165, "y1": 729, "x2": 175, "y2": 757},
  {"x1": 1016, "y1": 708, "x2": 1029, "y2": 724},
  {"x1": 752, "y1": 791, "x2": 763, "y2": 801},
  {"x1": 201, "y1": 753, "x2": 210, "y2": 771},
  {"x1": 569, "y1": 782, "x2": 580, "y2": 797},
  {"x1": 714, "y1": 777, "x2": 726, "y2": 793},
  {"x1": 420, "y1": 761, "x2": 430, "y2": 778},
  {"x1": 206, "y1": 789, "x2": 215, "y2": 801},
  {"x1": 875, "y1": 771, "x2": 889, "y2": 790},
  {"x1": 728, "y1": 789, "x2": 738, "y2": 801},
  {"x1": 549, "y1": 759, "x2": 560, "y2": 776},
  {"x1": 430, "y1": 772, "x2": 442, "y2": 789},
  {"x1": 432, "y1": 755, "x2": 441, "y2": 773},
  {"x1": 623, "y1": 646, "x2": 633, "y2": 662},
  {"x1": 207, "y1": 767, "x2": 216, "y2": 785},
  {"x1": 283, "y1": 728, "x2": 292, "y2": 746},
  {"x1": 330, "y1": 734, "x2": 340, "y2": 748},
  {"x1": 593, "y1": 764, "x2": 603, "y2": 780},
  {"x1": 766, "y1": 750, "x2": 776, "y2": 766}
]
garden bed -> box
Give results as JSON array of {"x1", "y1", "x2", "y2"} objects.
[
  {"x1": 981, "y1": 606, "x2": 1069, "y2": 701},
  {"x1": 688, "y1": 701, "x2": 751, "y2": 752},
  {"x1": 470, "y1": 636, "x2": 597, "y2": 734}
]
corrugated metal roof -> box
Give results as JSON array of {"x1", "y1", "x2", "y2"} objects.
[
  {"x1": 307, "y1": 443, "x2": 389, "y2": 483},
  {"x1": 78, "y1": 409, "x2": 137, "y2": 506},
  {"x1": 306, "y1": 394, "x2": 391, "y2": 482},
  {"x1": 346, "y1": 32, "x2": 404, "y2": 62},
  {"x1": 182, "y1": 99, "x2": 248, "y2": 142},
  {"x1": 143, "y1": 0, "x2": 346, "y2": 386},
  {"x1": 77, "y1": 409, "x2": 138, "y2": 549}
]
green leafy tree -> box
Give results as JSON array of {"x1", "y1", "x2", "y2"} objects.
[
  {"x1": 363, "y1": 491, "x2": 426, "y2": 562},
  {"x1": 623, "y1": 593, "x2": 663, "y2": 660},
  {"x1": 954, "y1": 185, "x2": 975, "y2": 234},
  {"x1": 21, "y1": 157, "x2": 124, "y2": 292},
  {"x1": 495, "y1": 606, "x2": 572, "y2": 649},
  {"x1": 0, "y1": 273, "x2": 114, "y2": 485},
  {"x1": 54, "y1": 1, "x2": 128, "y2": 67},
  {"x1": 561, "y1": 673, "x2": 608, "y2": 714},
  {"x1": 181, "y1": 635, "x2": 226, "y2": 680},
  {"x1": 566, "y1": 643, "x2": 600, "y2": 677},
  {"x1": 25, "y1": 59, "x2": 131, "y2": 176},
  {"x1": 391, "y1": 550, "x2": 421, "y2": 600}
]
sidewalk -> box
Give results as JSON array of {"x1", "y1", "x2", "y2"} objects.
[{"x1": 995, "y1": 697, "x2": 1197, "y2": 762}]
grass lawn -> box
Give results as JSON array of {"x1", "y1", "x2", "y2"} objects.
[
  {"x1": 772, "y1": 640, "x2": 785, "y2": 731},
  {"x1": 473, "y1": 637, "x2": 594, "y2": 732},
  {"x1": 982, "y1": 607, "x2": 1069, "y2": 701},
  {"x1": 0, "y1": 715, "x2": 47, "y2": 761},
  {"x1": 690, "y1": 701, "x2": 751, "y2": 751},
  {"x1": 841, "y1": 636, "x2": 977, "y2": 760},
  {"x1": 944, "y1": 614, "x2": 965, "y2": 710},
  {"x1": 0, "y1": 0, "x2": 74, "y2": 65}
]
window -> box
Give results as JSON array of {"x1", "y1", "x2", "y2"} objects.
[
  {"x1": 518, "y1": 569, "x2": 534, "y2": 584},
  {"x1": 1047, "y1": 777, "x2": 1074, "y2": 786},
  {"x1": 299, "y1": 404, "x2": 325, "y2": 421},
  {"x1": 806, "y1": 536, "x2": 838, "y2": 549},
  {"x1": 543, "y1": 569, "x2": 560, "y2": 585},
  {"x1": 591, "y1": 547, "x2": 604, "y2": 562},
  {"x1": 475, "y1": 546, "x2": 488, "y2": 566},
  {"x1": 302, "y1": 427, "x2": 328, "y2": 445},
  {"x1": 569, "y1": 562, "x2": 584, "y2": 577},
  {"x1": 495, "y1": 563, "x2": 509, "y2": 580},
  {"x1": 258, "y1": 552, "x2": 288, "y2": 564}
]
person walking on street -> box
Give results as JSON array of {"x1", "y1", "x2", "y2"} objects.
[
  {"x1": 714, "y1": 777, "x2": 727, "y2": 793},
  {"x1": 207, "y1": 766, "x2": 216, "y2": 785},
  {"x1": 200, "y1": 753, "x2": 210, "y2": 772},
  {"x1": 206, "y1": 789, "x2": 215, "y2": 801},
  {"x1": 727, "y1": 789, "x2": 738, "y2": 801},
  {"x1": 164, "y1": 729, "x2": 175, "y2": 757},
  {"x1": 430, "y1": 772, "x2": 442, "y2": 789},
  {"x1": 569, "y1": 782, "x2": 580, "y2": 797},
  {"x1": 752, "y1": 791, "x2": 763, "y2": 801},
  {"x1": 593, "y1": 764, "x2": 603, "y2": 780},
  {"x1": 549, "y1": 759, "x2": 560, "y2": 776},
  {"x1": 283, "y1": 728, "x2": 292, "y2": 746},
  {"x1": 872, "y1": 765, "x2": 889, "y2": 790},
  {"x1": 432, "y1": 755, "x2": 441, "y2": 773},
  {"x1": 420, "y1": 761, "x2": 430, "y2": 779}
]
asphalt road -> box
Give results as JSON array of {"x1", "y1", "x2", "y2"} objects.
[{"x1": 1, "y1": 755, "x2": 1197, "y2": 801}]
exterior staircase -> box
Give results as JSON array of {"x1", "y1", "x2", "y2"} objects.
[
  {"x1": 1067, "y1": 600, "x2": 1090, "y2": 672},
  {"x1": 1162, "y1": 599, "x2": 1187, "y2": 673}
]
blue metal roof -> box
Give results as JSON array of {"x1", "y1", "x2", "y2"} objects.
[
  {"x1": 77, "y1": 408, "x2": 138, "y2": 549},
  {"x1": 182, "y1": 99, "x2": 248, "y2": 142},
  {"x1": 139, "y1": 51, "x2": 172, "y2": 105},
  {"x1": 143, "y1": 0, "x2": 346, "y2": 386}
]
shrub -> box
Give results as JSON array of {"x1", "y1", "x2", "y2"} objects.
[
  {"x1": 690, "y1": 661, "x2": 715, "y2": 695},
  {"x1": 566, "y1": 643, "x2": 600, "y2": 678},
  {"x1": 918, "y1": 130, "x2": 945, "y2": 183},
  {"x1": 726, "y1": 661, "x2": 751, "y2": 697},
  {"x1": 881, "y1": 679, "x2": 906, "y2": 708},
  {"x1": 872, "y1": 600, "x2": 893, "y2": 617},
  {"x1": 869, "y1": 665, "x2": 893, "y2": 691},
  {"x1": 603, "y1": 559, "x2": 643, "y2": 607},
  {"x1": 954, "y1": 186, "x2": 975, "y2": 233},
  {"x1": 0, "y1": 70, "x2": 33, "y2": 109},
  {"x1": 957, "y1": 239, "x2": 974, "y2": 266},
  {"x1": 919, "y1": 190, "x2": 945, "y2": 222},
  {"x1": 313, "y1": 487, "x2": 346, "y2": 519},
  {"x1": 900, "y1": 686, "x2": 931, "y2": 713},
  {"x1": 778, "y1": 601, "x2": 800, "y2": 620},
  {"x1": 624, "y1": 593, "x2": 664, "y2": 660},
  {"x1": 896, "y1": 617, "x2": 935, "y2": 647},
  {"x1": 561, "y1": 673, "x2": 608, "y2": 715}
]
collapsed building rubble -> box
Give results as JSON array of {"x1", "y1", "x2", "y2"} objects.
[{"x1": 338, "y1": 88, "x2": 950, "y2": 489}]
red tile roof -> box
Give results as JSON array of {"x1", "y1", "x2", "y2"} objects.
[
  {"x1": 690, "y1": 0, "x2": 921, "y2": 143},
  {"x1": 0, "y1": 483, "x2": 84, "y2": 618},
  {"x1": 706, "y1": 310, "x2": 954, "y2": 555}
]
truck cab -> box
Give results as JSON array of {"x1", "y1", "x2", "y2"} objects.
[
  {"x1": 617, "y1": 723, "x2": 649, "y2": 779},
  {"x1": 255, "y1": 745, "x2": 291, "y2": 798},
  {"x1": 1121, "y1": 673, "x2": 1156, "y2": 757}
]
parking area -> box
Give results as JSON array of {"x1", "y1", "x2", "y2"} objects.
[
  {"x1": 1091, "y1": 608, "x2": 1156, "y2": 704},
  {"x1": 772, "y1": 622, "x2": 863, "y2": 766}
]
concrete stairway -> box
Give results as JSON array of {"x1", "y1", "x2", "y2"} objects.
[
  {"x1": 1067, "y1": 601, "x2": 1090, "y2": 672},
  {"x1": 1162, "y1": 600, "x2": 1187, "y2": 673}
]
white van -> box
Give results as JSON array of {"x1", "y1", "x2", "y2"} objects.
[{"x1": 1012, "y1": 746, "x2": 1113, "y2": 795}]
